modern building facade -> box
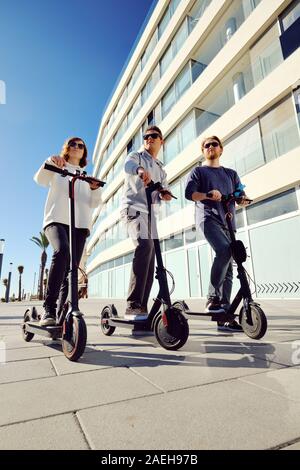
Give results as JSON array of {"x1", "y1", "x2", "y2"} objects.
[{"x1": 87, "y1": 0, "x2": 300, "y2": 301}]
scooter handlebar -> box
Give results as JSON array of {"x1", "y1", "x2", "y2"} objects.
[
  {"x1": 206, "y1": 192, "x2": 252, "y2": 204},
  {"x1": 138, "y1": 174, "x2": 177, "y2": 200},
  {"x1": 147, "y1": 180, "x2": 177, "y2": 199},
  {"x1": 44, "y1": 163, "x2": 105, "y2": 187}
]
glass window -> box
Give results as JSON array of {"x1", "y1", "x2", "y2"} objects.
[
  {"x1": 195, "y1": 108, "x2": 219, "y2": 137},
  {"x1": 175, "y1": 64, "x2": 191, "y2": 99},
  {"x1": 223, "y1": 120, "x2": 265, "y2": 176},
  {"x1": 260, "y1": 96, "x2": 300, "y2": 163},
  {"x1": 236, "y1": 210, "x2": 244, "y2": 229},
  {"x1": 166, "y1": 181, "x2": 182, "y2": 217},
  {"x1": 165, "y1": 232, "x2": 184, "y2": 251},
  {"x1": 142, "y1": 31, "x2": 158, "y2": 69},
  {"x1": 124, "y1": 252, "x2": 134, "y2": 264},
  {"x1": 191, "y1": 59, "x2": 206, "y2": 82},
  {"x1": 185, "y1": 226, "x2": 204, "y2": 244},
  {"x1": 294, "y1": 87, "x2": 300, "y2": 127},
  {"x1": 178, "y1": 111, "x2": 195, "y2": 151},
  {"x1": 162, "y1": 84, "x2": 176, "y2": 119},
  {"x1": 158, "y1": 6, "x2": 171, "y2": 39},
  {"x1": 170, "y1": 0, "x2": 181, "y2": 14},
  {"x1": 164, "y1": 129, "x2": 178, "y2": 164},
  {"x1": 188, "y1": 0, "x2": 212, "y2": 31},
  {"x1": 160, "y1": 44, "x2": 173, "y2": 75},
  {"x1": 250, "y1": 24, "x2": 283, "y2": 86},
  {"x1": 280, "y1": 0, "x2": 300, "y2": 32},
  {"x1": 173, "y1": 19, "x2": 188, "y2": 55},
  {"x1": 187, "y1": 247, "x2": 201, "y2": 297},
  {"x1": 246, "y1": 189, "x2": 298, "y2": 225}
]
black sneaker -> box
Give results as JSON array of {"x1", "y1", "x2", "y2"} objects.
[
  {"x1": 39, "y1": 312, "x2": 56, "y2": 327},
  {"x1": 205, "y1": 298, "x2": 225, "y2": 313},
  {"x1": 217, "y1": 320, "x2": 243, "y2": 332}
]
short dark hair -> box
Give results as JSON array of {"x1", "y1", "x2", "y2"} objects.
[
  {"x1": 144, "y1": 125, "x2": 163, "y2": 138},
  {"x1": 201, "y1": 135, "x2": 223, "y2": 150}
]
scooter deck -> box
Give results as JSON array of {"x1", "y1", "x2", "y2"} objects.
[
  {"x1": 106, "y1": 317, "x2": 152, "y2": 330},
  {"x1": 184, "y1": 311, "x2": 236, "y2": 323},
  {"x1": 23, "y1": 321, "x2": 63, "y2": 339}
]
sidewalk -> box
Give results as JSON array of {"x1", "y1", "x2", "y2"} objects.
[{"x1": 0, "y1": 298, "x2": 300, "y2": 450}]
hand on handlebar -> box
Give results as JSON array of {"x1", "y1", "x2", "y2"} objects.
[
  {"x1": 206, "y1": 189, "x2": 222, "y2": 202},
  {"x1": 49, "y1": 156, "x2": 66, "y2": 168},
  {"x1": 88, "y1": 178, "x2": 102, "y2": 190},
  {"x1": 159, "y1": 189, "x2": 173, "y2": 201},
  {"x1": 236, "y1": 195, "x2": 252, "y2": 206},
  {"x1": 137, "y1": 167, "x2": 151, "y2": 187}
]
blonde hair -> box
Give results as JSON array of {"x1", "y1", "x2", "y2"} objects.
[{"x1": 60, "y1": 137, "x2": 87, "y2": 168}]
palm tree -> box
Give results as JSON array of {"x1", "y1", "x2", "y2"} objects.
[
  {"x1": 30, "y1": 232, "x2": 49, "y2": 300},
  {"x1": 2, "y1": 278, "x2": 8, "y2": 300},
  {"x1": 17, "y1": 266, "x2": 24, "y2": 301}
]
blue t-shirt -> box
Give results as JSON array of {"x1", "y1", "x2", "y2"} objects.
[{"x1": 185, "y1": 165, "x2": 243, "y2": 231}]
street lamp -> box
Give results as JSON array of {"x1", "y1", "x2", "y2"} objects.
[
  {"x1": 0, "y1": 239, "x2": 4, "y2": 280},
  {"x1": 5, "y1": 262, "x2": 12, "y2": 303}
]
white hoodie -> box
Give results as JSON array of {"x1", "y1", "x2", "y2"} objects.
[{"x1": 34, "y1": 159, "x2": 103, "y2": 231}]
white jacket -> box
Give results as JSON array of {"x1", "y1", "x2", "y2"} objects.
[{"x1": 34, "y1": 159, "x2": 103, "y2": 231}]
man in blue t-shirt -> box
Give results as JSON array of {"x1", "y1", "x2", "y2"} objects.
[{"x1": 185, "y1": 135, "x2": 249, "y2": 332}]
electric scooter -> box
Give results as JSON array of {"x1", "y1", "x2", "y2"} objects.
[
  {"x1": 22, "y1": 163, "x2": 105, "y2": 361},
  {"x1": 173, "y1": 191, "x2": 267, "y2": 340},
  {"x1": 173, "y1": 191, "x2": 267, "y2": 339},
  {"x1": 100, "y1": 180, "x2": 189, "y2": 350}
]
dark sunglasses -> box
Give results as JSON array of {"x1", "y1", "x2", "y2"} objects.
[
  {"x1": 143, "y1": 132, "x2": 162, "y2": 140},
  {"x1": 69, "y1": 141, "x2": 85, "y2": 149},
  {"x1": 204, "y1": 141, "x2": 220, "y2": 149}
]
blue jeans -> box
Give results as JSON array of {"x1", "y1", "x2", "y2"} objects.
[{"x1": 203, "y1": 219, "x2": 233, "y2": 306}]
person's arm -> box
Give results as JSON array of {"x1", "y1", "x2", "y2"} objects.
[
  {"x1": 233, "y1": 171, "x2": 250, "y2": 207},
  {"x1": 185, "y1": 167, "x2": 207, "y2": 202},
  {"x1": 90, "y1": 186, "x2": 103, "y2": 208},
  {"x1": 124, "y1": 152, "x2": 142, "y2": 175},
  {"x1": 33, "y1": 156, "x2": 64, "y2": 187}
]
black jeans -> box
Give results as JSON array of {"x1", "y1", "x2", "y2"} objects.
[
  {"x1": 121, "y1": 209, "x2": 155, "y2": 309},
  {"x1": 44, "y1": 223, "x2": 88, "y2": 314}
]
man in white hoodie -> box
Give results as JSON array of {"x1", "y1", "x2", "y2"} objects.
[{"x1": 34, "y1": 137, "x2": 102, "y2": 326}]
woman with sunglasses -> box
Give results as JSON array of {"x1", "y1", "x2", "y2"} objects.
[
  {"x1": 185, "y1": 135, "x2": 249, "y2": 331},
  {"x1": 34, "y1": 137, "x2": 102, "y2": 326}
]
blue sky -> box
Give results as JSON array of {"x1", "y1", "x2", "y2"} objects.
[{"x1": 0, "y1": 0, "x2": 156, "y2": 297}]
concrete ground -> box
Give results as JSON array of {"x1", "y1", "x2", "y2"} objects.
[{"x1": 0, "y1": 297, "x2": 300, "y2": 450}]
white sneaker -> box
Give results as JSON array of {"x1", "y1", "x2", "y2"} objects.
[{"x1": 124, "y1": 307, "x2": 148, "y2": 321}]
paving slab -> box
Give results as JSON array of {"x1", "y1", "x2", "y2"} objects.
[
  {"x1": 239, "y1": 366, "x2": 300, "y2": 403},
  {"x1": 0, "y1": 413, "x2": 89, "y2": 450},
  {"x1": 0, "y1": 367, "x2": 162, "y2": 426},
  {"x1": 77, "y1": 378, "x2": 300, "y2": 450},
  {"x1": 224, "y1": 340, "x2": 300, "y2": 366},
  {"x1": 128, "y1": 350, "x2": 283, "y2": 392},
  {"x1": 282, "y1": 440, "x2": 300, "y2": 450},
  {"x1": 5, "y1": 344, "x2": 65, "y2": 362},
  {"x1": 0, "y1": 358, "x2": 56, "y2": 384},
  {"x1": 51, "y1": 346, "x2": 155, "y2": 375}
]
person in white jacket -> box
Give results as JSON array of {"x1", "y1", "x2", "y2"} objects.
[{"x1": 34, "y1": 136, "x2": 102, "y2": 326}]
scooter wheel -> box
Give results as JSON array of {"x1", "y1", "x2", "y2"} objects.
[
  {"x1": 100, "y1": 305, "x2": 117, "y2": 336},
  {"x1": 239, "y1": 304, "x2": 267, "y2": 340},
  {"x1": 62, "y1": 316, "x2": 87, "y2": 361},
  {"x1": 154, "y1": 307, "x2": 189, "y2": 351},
  {"x1": 22, "y1": 309, "x2": 35, "y2": 342}
]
